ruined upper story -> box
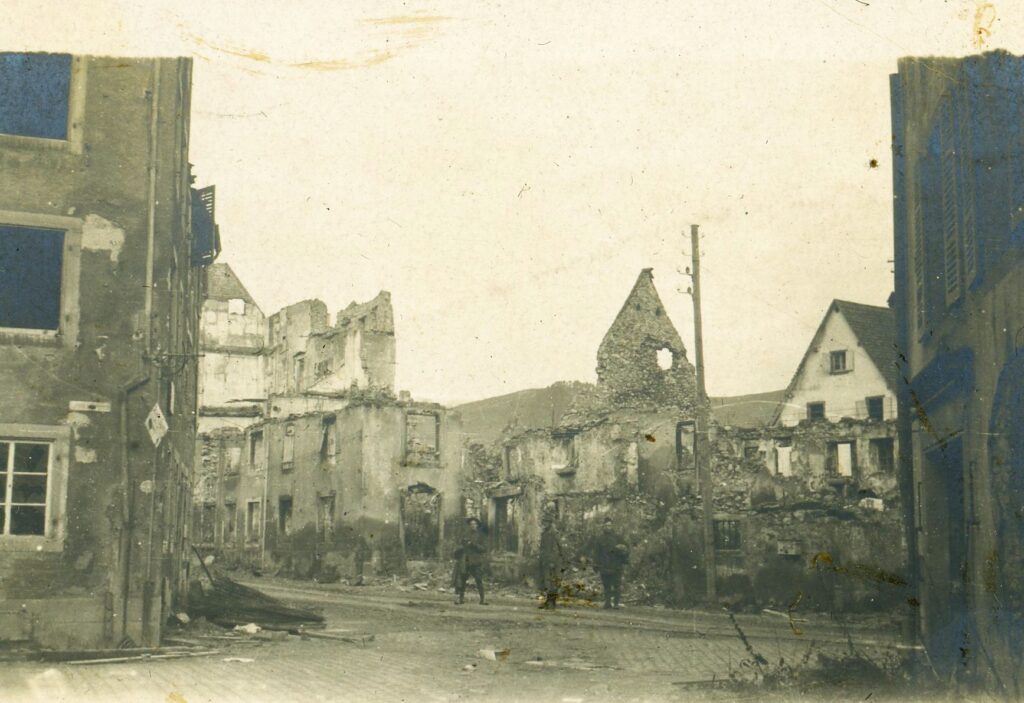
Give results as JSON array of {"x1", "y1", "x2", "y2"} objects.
[
  {"x1": 594, "y1": 269, "x2": 699, "y2": 415},
  {"x1": 196, "y1": 261, "x2": 399, "y2": 429},
  {"x1": 264, "y1": 291, "x2": 396, "y2": 398}
]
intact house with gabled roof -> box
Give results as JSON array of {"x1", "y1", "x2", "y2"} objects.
[{"x1": 774, "y1": 299, "x2": 898, "y2": 427}]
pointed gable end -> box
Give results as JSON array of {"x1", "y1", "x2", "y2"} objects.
[
  {"x1": 595, "y1": 269, "x2": 698, "y2": 412},
  {"x1": 772, "y1": 299, "x2": 897, "y2": 425},
  {"x1": 206, "y1": 262, "x2": 258, "y2": 307},
  {"x1": 833, "y1": 300, "x2": 898, "y2": 390}
]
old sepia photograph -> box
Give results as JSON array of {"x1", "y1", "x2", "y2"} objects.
[{"x1": 0, "y1": 2, "x2": 1022, "y2": 701}]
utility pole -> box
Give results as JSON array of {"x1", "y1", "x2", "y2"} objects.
[{"x1": 687, "y1": 224, "x2": 717, "y2": 604}]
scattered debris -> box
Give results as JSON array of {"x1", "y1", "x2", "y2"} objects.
[
  {"x1": 187, "y1": 550, "x2": 325, "y2": 630},
  {"x1": 476, "y1": 648, "x2": 511, "y2": 661},
  {"x1": 523, "y1": 657, "x2": 608, "y2": 671},
  {"x1": 462, "y1": 664, "x2": 477, "y2": 672},
  {"x1": 234, "y1": 623, "x2": 261, "y2": 635},
  {"x1": 162, "y1": 637, "x2": 202, "y2": 647},
  {"x1": 36, "y1": 646, "x2": 201, "y2": 663},
  {"x1": 295, "y1": 630, "x2": 375, "y2": 646},
  {"x1": 222, "y1": 657, "x2": 256, "y2": 664},
  {"x1": 63, "y1": 650, "x2": 220, "y2": 666}
]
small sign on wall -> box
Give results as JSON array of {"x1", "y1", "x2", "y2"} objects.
[{"x1": 145, "y1": 404, "x2": 169, "y2": 447}]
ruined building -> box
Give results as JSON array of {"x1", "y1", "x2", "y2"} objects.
[
  {"x1": 263, "y1": 291, "x2": 396, "y2": 416},
  {"x1": 196, "y1": 270, "x2": 396, "y2": 436},
  {"x1": 193, "y1": 271, "x2": 463, "y2": 577},
  {"x1": 707, "y1": 299, "x2": 905, "y2": 610},
  {"x1": 596, "y1": 268, "x2": 698, "y2": 413},
  {"x1": 464, "y1": 272, "x2": 907, "y2": 612},
  {"x1": 0, "y1": 54, "x2": 219, "y2": 649},
  {"x1": 200, "y1": 399, "x2": 463, "y2": 576},
  {"x1": 892, "y1": 51, "x2": 1024, "y2": 689},
  {"x1": 468, "y1": 269, "x2": 702, "y2": 581}
]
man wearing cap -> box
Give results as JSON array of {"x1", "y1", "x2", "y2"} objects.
[
  {"x1": 587, "y1": 516, "x2": 629, "y2": 609},
  {"x1": 452, "y1": 516, "x2": 487, "y2": 605}
]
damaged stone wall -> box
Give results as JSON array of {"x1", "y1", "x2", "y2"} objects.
[
  {"x1": 595, "y1": 269, "x2": 699, "y2": 414},
  {"x1": 207, "y1": 394, "x2": 463, "y2": 578},
  {"x1": 456, "y1": 267, "x2": 905, "y2": 613},
  {"x1": 265, "y1": 299, "x2": 330, "y2": 396},
  {"x1": 263, "y1": 292, "x2": 396, "y2": 400},
  {"x1": 472, "y1": 411, "x2": 905, "y2": 612}
]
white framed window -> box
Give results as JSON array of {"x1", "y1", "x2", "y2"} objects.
[
  {"x1": 829, "y1": 350, "x2": 849, "y2": 374},
  {"x1": 0, "y1": 53, "x2": 86, "y2": 153},
  {"x1": 0, "y1": 424, "x2": 69, "y2": 551},
  {"x1": 0, "y1": 211, "x2": 82, "y2": 346}
]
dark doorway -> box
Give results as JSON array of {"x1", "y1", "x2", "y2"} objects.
[
  {"x1": 402, "y1": 484, "x2": 441, "y2": 560},
  {"x1": 921, "y1": 437, "x2": 967, "y2": 678},
  {"x1": 492, "y1": 496, "x2": 519, "y2": 554}
]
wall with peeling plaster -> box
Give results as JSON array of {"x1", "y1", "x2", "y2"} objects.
[
  {"x1": 0, "y1": 56, "x2": 203, "y2": 650},
  {"x1": 195, "y1": 396, "x2": 462, "y2": 576}
]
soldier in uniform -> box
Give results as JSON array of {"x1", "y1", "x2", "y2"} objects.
[
  {"x1": 587, "y1": 516, "x2": 629, "y2": 609},
  {"x1": 452, "y1": 517, "x2": 487, "y2": 605},
  {"x1": 352, "y1": 531, "x2": 371, "y2": 586},
  {"x1": 537, "y1": 509, "x2": 565, "y2": 609}
]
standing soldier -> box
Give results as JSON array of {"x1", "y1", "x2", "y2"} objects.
[
  {"x1": 352, "y1": 531, "x2": 371, "y2": 586},
  {"x1": 588, "y1": 516, "x2": 629, "y2": 609},
  {"x1": 537, "y1": 509, "x2": 564, "y2": 609},
  {"x1": 452, "y1": 517, "x2": 487, "y2": 605}
]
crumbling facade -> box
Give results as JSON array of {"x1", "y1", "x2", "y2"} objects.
[
  {"x1": 197, "y1": 395, "x2": 463, "y2": 578},
  {"x1": 193, "y1": 268, "x2": 458, "y2": 576},
  {"x1": 892, "y1": 51, "x2": 1024, "y2": 689},
  {"x1": 194, "y1": 280, "x2": 400, "y2": 553},
  {"x1": 596, "y1": 268, "x2": 698, "y2": 413},
  {"x1": 0, "y1": 54, "x2": 217, "y2": 649},
  {"x1": 264, "y1": 292, "x2": 395, "y2": 400},
  {"x1": 466, "y1": 274, "x2": 906, "y2": 613}
]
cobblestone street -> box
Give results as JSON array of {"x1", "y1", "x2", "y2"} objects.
[{"x1": 3, "y1": 579, "x2": 920, "y2": 703}]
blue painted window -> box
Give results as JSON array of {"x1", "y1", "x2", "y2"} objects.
[
  {"x1": 0, "y1": 53, "x2": 72, "y2": 140},
  {"x1": 0, "y1": 225, "x2": 65, "y2": 330}
]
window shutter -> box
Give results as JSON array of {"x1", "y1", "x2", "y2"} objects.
[
  {"x1": 855, "y1": 399, "x2": 866, "y2": 418},
  {"x1": 847, "y1": 350, "x2": 855, "y2": 371}
]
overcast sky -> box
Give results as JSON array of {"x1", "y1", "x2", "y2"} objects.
[{"x1": 6, "y1": 1, "x2": 1023, "y2": 404}]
